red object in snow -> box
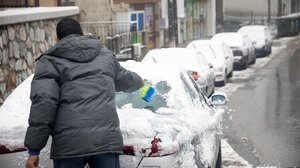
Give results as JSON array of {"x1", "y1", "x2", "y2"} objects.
[
  {"x1": 0, "y1": 145, "x2": 27, "y2": 155},
  {"x1": 123, "y1": 145, "x2": 135, "y2": 155},
  {"x1": 148, "y1": 138, "x2": 162, "y2": 157}
]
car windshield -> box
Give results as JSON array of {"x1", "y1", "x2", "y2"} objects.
[{"x1": 116, "y1": 81, "x2": 170, "y2": 112}]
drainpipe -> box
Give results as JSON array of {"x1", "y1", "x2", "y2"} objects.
[
  {"x1": 268, "y1": 0, "x2": 271, "y2": 25},
  {"x1": 278, "y1": 0, "x2": 282, "y2": 17}
]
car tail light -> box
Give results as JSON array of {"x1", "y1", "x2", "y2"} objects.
[
  {"x1": 192, "y1": 72, "x2": 199, "y2": 81},
  {"x1": 148, "y1": 137, "x2": 162, "y2": 157},
  {"x1": 123, "y1": 145, "x2": 135, "y2": 155},
  {"x1": 0, "y1": 145, "x2": 27, "y2": 154},
  {"x1": 122, "y1": 137, "x2": 179, "y2": 157},
  {"x1": 233, "y1": 49, "x2": 244, "y2": 56}
]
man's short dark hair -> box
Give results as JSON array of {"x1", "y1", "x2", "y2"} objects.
[{"x1": 56, "y1": 18, "x2": 83, "y2": 40}]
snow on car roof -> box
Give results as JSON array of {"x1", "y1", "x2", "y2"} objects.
[
  {"x1": 142, "y1": 48, "x2": 201, "y2": 72},
  {"x1": 238, "y1": 25, "x2": 267, "y2": 40},
  {"x1": 212, "y1": 32, "x2": 244, "y2": 47}
]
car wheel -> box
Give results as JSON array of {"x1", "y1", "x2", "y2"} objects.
[
  {"x1": 227, "y1": 70, "x2": 233, "y2": 79},
  {"x1": 251, "y1": 55, "x2": 256, "y2": 64},
  {"x1": 242, "y1": 58, "x2": 248, "y2": 69},
  {"x1": 220, "y1": 71, "x2": 227, "y2": 86},
  {"x1": 215, "y1": 145, "x2": 222, "y2": 168}
]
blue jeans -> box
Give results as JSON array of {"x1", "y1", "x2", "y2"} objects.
[{"x1": 53, "y1": 154, "x2": 120, "y2": 168}]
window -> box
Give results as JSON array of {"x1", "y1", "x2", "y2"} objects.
[
  {"x1": 180, "y1": 73, "x2": 199, "y2": 101},
  {"x1": 116, "y1": 81, "x2": 169, "y2": 112}
]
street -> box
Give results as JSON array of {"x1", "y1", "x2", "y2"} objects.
[{"x1": 220, "y1": 36, "x2": 300, "y2": 167}]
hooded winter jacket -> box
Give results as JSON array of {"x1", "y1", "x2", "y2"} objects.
[{"x1": 24, "y1": 34, "x2": 143, "y2": 159}]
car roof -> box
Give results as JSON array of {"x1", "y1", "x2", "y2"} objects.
[
  {"x1": 212, "y1": 32, "x2": 245, "y2": 47},
  {"x1": 120, "y1": 60, "x2": 187, "y2": 85},
  {"x1": 142, "y1": 48, "x2": 202, "y2": 71}
]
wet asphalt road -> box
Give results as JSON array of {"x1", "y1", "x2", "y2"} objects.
[{"x1": 223, "y1": 39, "x2": 300, "y2": 167}]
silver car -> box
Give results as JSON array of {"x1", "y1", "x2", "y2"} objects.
[{"x1": 118, "y1": 61, "x2": 227, "y2": 168}]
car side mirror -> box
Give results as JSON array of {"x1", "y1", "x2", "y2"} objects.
[
  {"x1": 208, "y1": 63, "x2": 213, "y2": 69},
  {"x1": 210, "y1": 92, "x2": 228, "y2": 106}
]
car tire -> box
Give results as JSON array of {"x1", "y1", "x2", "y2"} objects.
[
  {"x1": 242, "y1": 58, "x2": 248, "y2": 70},
  {"x1": 220, "y1": 71, "x2": 227, "y2": 86},
  {"x1": 251, "y1": 55, "x2": 256, "y2": 64},
  {"x1": 215, "y1": 145, "x2": 222, "y2": 168},
  {"x1": 227, "y1": 70, "x2": 233, "y2": 79}
]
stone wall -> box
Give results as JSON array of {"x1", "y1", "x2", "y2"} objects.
[{"x1": 0, "y1": 19, "x2": 59, "y2": 104}]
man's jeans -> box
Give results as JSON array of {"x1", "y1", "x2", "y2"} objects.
[{"x1": 53, "y1": 153, "x2": 120, "y2": 168}]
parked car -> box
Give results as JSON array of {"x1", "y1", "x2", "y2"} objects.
[
  {"x1": 211, "y1": 32, "x2": 256, "y2": 69},
  {"x1": 119, "y1": 61, "x2": 227, "y2": 168},
  {"x1": 142, "y1": 48, "x2": 215, "y2": 97},
  {"x1": 187, "y1": 40, "x2": 234, "y2": 86},
  {"x1": 0, "y1": 62, "x2": 228, "y2": 168},
  {"x1": 238, "y1": 25, "x2": 272, "y2": 57}
]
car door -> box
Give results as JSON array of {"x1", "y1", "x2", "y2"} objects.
[{"x1": 183, "y1": 74, "x2": 221, "y2": 167}]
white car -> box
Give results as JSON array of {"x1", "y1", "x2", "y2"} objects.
[
  {"x1": 0, "y1": 62, "x2": 228, "y2": 168},
  {"x1": 119, "y1": 61, "x2": 227, "y2": 168},
  {"x1": 211, "y1": 32, "x2": 256, "y2": 69},
  {"x1": 238, "y1": 25, "x2": 272, "y2": 57},
  {"x1": 187, "y1": 40, "x2": 234, "y2": 86},
  {"x1": 142, "y1": 48, "x2": 215, "y2": 97}
]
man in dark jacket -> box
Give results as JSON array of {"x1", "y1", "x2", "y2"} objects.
[{"x1": 24, "y1": 18, "x2": 143, "y2": 168}]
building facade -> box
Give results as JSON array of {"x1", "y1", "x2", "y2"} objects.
[{"x1": 114, "y1": 0, "x2": 216, "y2": 48}]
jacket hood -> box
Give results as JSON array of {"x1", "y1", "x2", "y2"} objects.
[{"x1": 43, "y1": 34, "x2": 101, "y2": 62}]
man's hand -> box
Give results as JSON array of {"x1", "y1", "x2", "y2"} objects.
[{"x1": 26, "y1": 155, "x2": 39, "y2": 168}]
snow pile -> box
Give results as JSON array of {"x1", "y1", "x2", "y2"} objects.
[{"x1": 221, "y1": 139, "x2": 253, "y2": 168}]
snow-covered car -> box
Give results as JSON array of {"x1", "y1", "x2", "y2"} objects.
[
  {"x1": 0, "y1": 62, "x2": 227, "y2": 168},
  {"x1": 211, "y1": 32, "x2": 256, "y2": 69},
  {"x1": 142, "y1": 48, "x2": 215, "y2": 97},
  {"x1": 238, "y1": 25, "x2": 272, "y2": 57},
  {"x1": 118, "y1": 61, "x2": 227, "y2": 168},
  {"x1": 187, "y1": 40, "x2": 234, "y2": 86}
]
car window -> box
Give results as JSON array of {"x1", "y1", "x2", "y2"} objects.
[{"x1": 115, "y1": 81, "x2": 170, "y2": 112}]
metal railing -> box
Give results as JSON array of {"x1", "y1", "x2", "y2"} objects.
[{"x1": 80, "y1": 21, "x2": 147, "y2": 60}]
